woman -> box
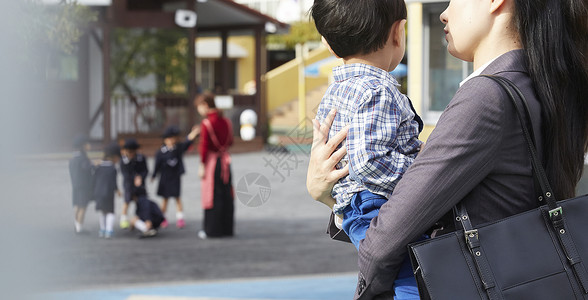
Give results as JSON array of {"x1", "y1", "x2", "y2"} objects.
[
  {"x1": 196, "y1": 92, "x2": 234, "y2": 239},
  {"x1": 307, "y1": 0, "x2": 588, "y2": 299}
]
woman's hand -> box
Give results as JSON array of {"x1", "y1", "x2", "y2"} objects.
[{"x1": 306, "y1": 109, "x2": 349, "y2": 208}]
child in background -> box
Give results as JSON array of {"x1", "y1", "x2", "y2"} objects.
[
  {"x1": 93, "y1": 143, "x2": 121, "y2": 239},
  {"x1": 152, "y1": 125, "x2": 200, "y2": 228},
  {"x1": 119, "y1": 138, "x2": 149, "y2": 229},
  {"x1": 69, "y1": 135, "x2": 93, "y2": 233},
  {"x1": 311, "y1": 0, "x2": 423, "y2": 298},
  {"x1": 129, "y1": 185, "x2": 165, "y2": 238}
]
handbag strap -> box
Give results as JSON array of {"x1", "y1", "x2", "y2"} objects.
[{"x1": 456, "y1": 75, "x2": 588, "y2": 294}]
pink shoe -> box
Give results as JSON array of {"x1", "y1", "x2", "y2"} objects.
[
  {"x1": 176, "y1": 219, "x2": 185, "y2": 229},
  {"x1": 161, "y1": 220, "x2": 169, "y2": 229}
]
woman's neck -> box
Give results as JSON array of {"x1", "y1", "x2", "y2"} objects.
[{"x1": 473, "y1": 15, "x2": 521, "y2": 69}]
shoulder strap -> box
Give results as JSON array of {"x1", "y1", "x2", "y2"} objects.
[{"x1": 202, "y1": 118, "x2": 229, "y2": 152}]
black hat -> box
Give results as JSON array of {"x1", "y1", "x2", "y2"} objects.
[
  {"x1": 73, "y1": 134, "x2": 89, "y2": 149},
  {"x1": 123, "y1": 138, "x2": 140, "y2": 150},
  {"x1": 162, "y1": 125, "x2": 181, "y2": 138},
  {"x1": 104, "y1": 143, "x2": 121, "y2": 158}
]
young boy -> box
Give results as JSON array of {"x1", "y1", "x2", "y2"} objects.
[
  {"x1": 311, "y1": 0, "x2": 423, "y2": 297},
  {"x1": 93, "y1": 143, "x2": 122, "y2": 238},
  {"x1": 129, "y1": 186, "x2": 165, "y2": 238},
  {"x1": 119, "y1": 138, "x2": 149, "y2": 229},
  {"x1": 151, "y1": 125, "x2": 200, "y2": 228},
  {"x1": 69, "y1": 135, "x2": 93, "y2": 233}
]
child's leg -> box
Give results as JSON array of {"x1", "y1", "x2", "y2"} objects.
[
  {"x1": 73, "y1": 206, "x2": 82, "y2": 232},
  {"x1": 120, "y1": 202, "x2": 130, "y2": 228},
  {"x1": 175, "y1": 197, "x2": 185, "y2": 228},
  {"x1": 76, "y1": 205, "x2": 87, "y2": 225},
  {"x1": 161, "y1": 198, "x2": 169, "y2": 214},
  {"x1": 105, "y1": 213, "x2": 115, "y2": 238},
  {"x1": 98, "y1": 211, "x2": 106, "y2": 237},
  {"x1": 341, "y1": 191, "x2": 387, "y2": 249}
]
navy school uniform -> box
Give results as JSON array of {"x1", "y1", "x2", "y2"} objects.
[
  {"x1": 120, "y1": 154, "x2": 148, "y2": 203},
  {"x1": 69, "y1": 151, "x2": 94, "y2": 207},
  {"x1": 93, "y1": 161, "x2": 118, "y2": 213},
  {"x1": 152, "y1": 139, "x2": 193, "y2": 198},
  {"x1": 136, "y1": 195, "x2": 165, "y2": 229}
]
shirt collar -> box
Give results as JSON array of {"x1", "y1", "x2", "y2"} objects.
[
  {"x1": 333, "y1": 63, "x2": 400, "y2": 87},
  {"x1": 460, "y1": 57, "x2": 499, "y2": 87}
]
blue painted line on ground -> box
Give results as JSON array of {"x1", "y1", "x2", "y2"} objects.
[{"x1": 39, "y1": 274, "x2": 357, "y2": 300}]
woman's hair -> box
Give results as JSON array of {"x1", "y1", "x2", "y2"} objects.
[
  {"x1": 514, "y1": 0, "x2": 588, "y2": 198},
  {"x1": 196, "y1": 92, "x2": 216, "y2": 109}
]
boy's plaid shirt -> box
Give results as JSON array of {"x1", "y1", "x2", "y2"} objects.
[{"x1": 315, "y1": 63, "x2": 423, "y2": 214}]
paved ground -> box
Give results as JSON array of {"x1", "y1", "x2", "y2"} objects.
[{"x1": 1, "y1": 150, "x2": 358, "y2": 300}]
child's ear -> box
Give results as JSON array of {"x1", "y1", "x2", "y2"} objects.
[
  {"x1": 322, "y1": 36, "x2": 341, "y2": 59},
  {"x1": 391, "y1": 19, "x2": 407, "y2": 47}
]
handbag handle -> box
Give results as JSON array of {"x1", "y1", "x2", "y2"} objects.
[{"x1": 455, "y1": 75, "x2": 588, "y2": 296}]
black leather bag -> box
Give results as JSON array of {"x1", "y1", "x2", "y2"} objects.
[{"x1": 408, "y1": 75, "x2": 588, "y2": 300}]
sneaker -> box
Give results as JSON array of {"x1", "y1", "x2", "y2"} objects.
[
  {"x1": 176, "y1": 219, "x2": 185, "y2": 229},
  {"x1": 99, "y1": 230, "x2": 105, "y2": 238},
  {"x1": 120, "y1": 219, "x2": 130, "y2": 229},
  {"x1": 104, "y1": 230, "x2": 114, "y2": 239},
  {"x1": 197, "y1": 230, "x2": 207, "y2": 240},
  {"x1": 140, "y1": 229, "x2": 158, "y2": 238},
  {"x1": 161, "y1": 219, "x2": 169, "y2": 229}
]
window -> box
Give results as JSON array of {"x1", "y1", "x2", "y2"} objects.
[{"x1": 423, "y1": 3, "x2": 473, "y2": 124}]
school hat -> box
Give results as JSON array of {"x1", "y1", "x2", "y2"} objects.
[
  {"x1": 104, "y1": 143, "x2": 121, "y2": 158},
  {"x1": 73, "y1": 134, "x2": 89, "y2": 149},
  {"x1": 162, "y1": 125, "x2": 181, "y2": 138},
  {"x1": 123, "y1": 138, "x2": 140, "y2": 150}
]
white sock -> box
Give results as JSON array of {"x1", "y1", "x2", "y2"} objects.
[
  {"x1": 74, "y1": 221, "x2": 82, "y2": 232},
  {"x1": 99, "y1": 213, "x2": 106, "y2": 231},
  {"x1": 134, "y1": 220, "x2": 148, "y2": 232},
  {"x1": 106, "y1": 213, "x2": 115, "y2": 232},
  {"x1": 176, "y1": 211, "x2": 184, "y2": 220},
  {"x1": 120, "y1": 214, "x2": 128, "y2": 222}
]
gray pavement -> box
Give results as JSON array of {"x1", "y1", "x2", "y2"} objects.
[{"x1": 1, "y1": 150, "x2": 358, "y2": 298}]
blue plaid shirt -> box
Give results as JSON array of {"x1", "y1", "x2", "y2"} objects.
[{"x1": 315, "y1": 63, "x2": 422, "y2": 214}]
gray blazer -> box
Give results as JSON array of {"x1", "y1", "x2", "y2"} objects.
[{"x1": 354, "y1": 50, "x2": 544, "y2": 299}]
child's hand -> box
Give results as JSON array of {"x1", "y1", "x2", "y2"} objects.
[
  {"x1": 134, "y1": 175, "x2": 142, "y2": 187},
  {"x1": 188, "y1": 125, "x2": 201, "y2": 141},
  {"x1": 150, "y1": 177, "x2": 156, "y2": 184},
  {"x1": 198, "y1": 163, "x2": 205, "y2": 179},
  {"x1": 117, "y1": 190, "x2": 122, "y2": 197}
]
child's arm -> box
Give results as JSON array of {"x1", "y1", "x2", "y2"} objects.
[{"x1": 151, "y1": 152, "x2": 161, "y2": 181}]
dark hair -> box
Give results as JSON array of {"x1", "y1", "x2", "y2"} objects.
[
  {"x1": 310, "y1": 0, "x2": 406, "y2": 58},
  {"x1": 514, "y1": 0, "x2": 588, "y2": 198},
  {"x1": 196, "y1": 92, "x2": 216, "y2": 109}
]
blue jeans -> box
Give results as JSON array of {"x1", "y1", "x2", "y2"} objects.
[{"x1": 342, "y1": 190, "x2": 420, "y2": 300}]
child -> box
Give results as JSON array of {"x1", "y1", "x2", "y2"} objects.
[
  {"x1": 93, "y1": 143, "x2": 121, "y2": 238},
  {"x1": 69, "y1": 135, "x2": 93, "y2": 233},
  {"x1": 129, "y1": 186, "x2": 165, "y2": 238},
  {"x1": 151, "y1": 125, "x2": 200, "y2": 228},
  {"x1": 311, "y1": 0, "x2": 423, "y2": 298},
  {"x1": 119, "y1": 138, "x2": 149, "y2": 229}
]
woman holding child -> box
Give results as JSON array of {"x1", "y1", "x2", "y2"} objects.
[{"x1": 307, "y1": 0, "x2": 588, "y2": 299}]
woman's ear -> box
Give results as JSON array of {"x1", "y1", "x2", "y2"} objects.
[
  {"x1": 490, "y1": 0, "x2": 508, "y2": 13},
  {"x1": 391, "y1": 19, "x2": 407, "y2": 47}
]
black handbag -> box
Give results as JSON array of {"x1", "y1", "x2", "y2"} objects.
[{"x1": 408, "y1": 75, "x2": 588, "y2": 300}]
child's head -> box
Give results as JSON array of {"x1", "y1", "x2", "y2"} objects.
[
  {"x1": 104, "y1": 143, "x2": 121, "y2": 163},
  {"x1": 73, "y1": 134, "x2": 91, "y2": 152},
  {"x1": 122, "y1": 138, "x2": 140, "y2": 158},
  {"x1": 311, "y1": 0, "x2": 407, "y2": 61},
  {"x1": 162, "y1": 126, "x2": 181, "y2": 147}
]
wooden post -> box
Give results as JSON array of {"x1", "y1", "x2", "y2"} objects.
[
  {"x1": 187, "y1": 0, "x2": 197, "y2": 128},
  {"x1": 220, "y1": 30, "x2": 229, "y2": 94},
  {"x1": 255, "y1": 26, "x2": 266, "y2": 139},
  {"x1": 103, "y1": 6, "x2": 113, "y2": 145}
]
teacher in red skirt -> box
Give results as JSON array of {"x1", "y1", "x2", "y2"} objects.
[{"x1": 195, "y1": 92, "x2": 234, "y2": 239}]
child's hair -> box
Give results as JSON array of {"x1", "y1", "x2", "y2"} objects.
[{"x1": 310, "y1": 0, "x2": 407, "y2": 58}]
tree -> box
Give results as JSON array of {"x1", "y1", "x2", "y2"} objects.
[{"x1": 266, "y1": 21, "x2": 321, "y2": 49}]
